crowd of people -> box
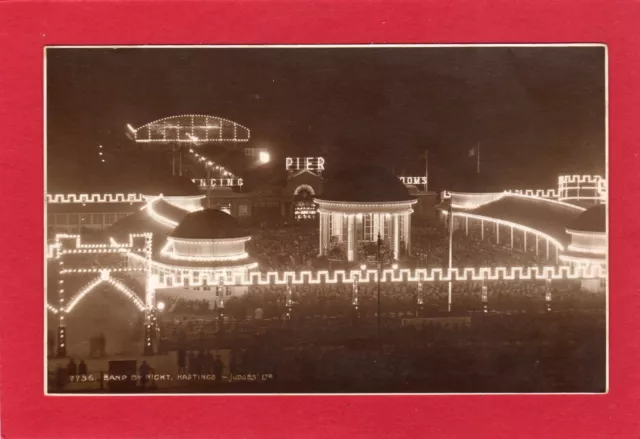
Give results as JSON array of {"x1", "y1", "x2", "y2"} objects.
[
  {"x1": 50, "y1": 219, "x2": 607, "y2": 393},
  {"x1": 162, "y1": 296, "x2": 214, "y2": 315},
  {"x1": 247, "y1": 227, "x2": 318, "y2": 271},
  {"x1": 155, "y1": 220, "x2": 604, "y2": 339},
  {"x1": 154, "y1": 309, "x2": 605, "y2": 393},
  {"x1": 411, "y1": 221, "x2": 548, "y2": 268}
]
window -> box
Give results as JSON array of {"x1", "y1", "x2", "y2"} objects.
[
  {"x1": 92, "y1": 214, "x2": 103, "y2": 225},
  {"x1": 68, "y1": 214, "x2": 79, "y2": 225},
  {"x1": 55, "y1": 214, "x2": 68, "y2": 225},
  {"x1": 47, "y1": 214, "x2": 55, "y2": 225},
  {"x1": 104, "y1": 214, "x2": 116, "y2": 225},
  {"x1": 238, "y1": 204, "x2": 249, "y2": 217}
]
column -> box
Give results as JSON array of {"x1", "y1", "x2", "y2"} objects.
[
  {"x1": 524, "y1": 231, "x2": 527, "y2": 252},
  {"x1": 324, "y1": 213, "x2": 331, "y2": 255},
  {"x1": 393, "y1": 214, "x2": 399, "y2": 258},
  {"x1": 510, "y1": 226, "x2": 514, "y2": 248},
  {"x1": 481, "y1": 219, "x2": 484, "y2": 240},
  {"x1": 337, "y1": 213, "x2": 344, "y2": 243},
  {"x1": 347, "y1": 215, "x2": 355, "y2": 261},
  {"x1": 535, "y1": 234, "x2": 539, "y2": 256},
  {"x1": 465, "y1": 216, "x2": 469, "y2": 235},
  {"x1": 405, "y1": 212, "x2": 411, "y2": 256},
  {"x1": 318, "y1": 212, "x2": 324, "y2": 256},
  {"x1": 546, "y1": 239, "x2": 550, "y2": 260},
  {"x1": 496, "y1": 223, "x2": 499, "y2": 244}
]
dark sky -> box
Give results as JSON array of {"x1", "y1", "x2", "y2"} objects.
[{"x1": 46, "y1": 46, "x2": 605, "y2": 190}]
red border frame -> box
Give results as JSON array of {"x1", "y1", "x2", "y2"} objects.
[{"x1": 1, "y1": 1, "x2": 639, "y2": 438}]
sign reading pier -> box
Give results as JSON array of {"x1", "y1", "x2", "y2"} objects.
[{"x1": 286, "y1": 157, "x2": 325, "y2": 173}]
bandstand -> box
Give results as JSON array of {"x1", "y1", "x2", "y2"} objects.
[
  {"x1": 133, "y1": 208, "x2": 258, "y2": 303},
  {"x1": 315, "y1": 166, "x2": 417, "y2": 262}
]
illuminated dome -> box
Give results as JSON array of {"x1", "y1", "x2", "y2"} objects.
[
  {"x1": 319, "y1": 166, "x2": 415, "y2": 203},
  {"x1": 171, "y1": 209, "x2": 248, "y2": 240},
  {"x1": 567, "y1": 204, "x2": 606, "y2": 233}
]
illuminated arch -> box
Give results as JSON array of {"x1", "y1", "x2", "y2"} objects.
[
  {"x1": 129, "y1": 114, "x2": 250, "y2": 143},
  {"x1": 294, "y1": 184, "x2": 316, "y2": 197},
  {"x1": 64, "y1": 275, "x2": 146, "y2": 313}
]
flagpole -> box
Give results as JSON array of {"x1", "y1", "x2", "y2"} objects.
[{"x1": 424, "y1": 150, "x2": 429, "y2": 192}]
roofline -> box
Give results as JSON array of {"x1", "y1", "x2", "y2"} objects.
[
  {"x1": 133, "y1": 114, "x2": 250, "y2": 134},
  {"x1": 167, "y1": 236, "x2": 251, "y2": 243},
  {"x1": 314, "y1": 198, "x2": 418, "y2": 206}
]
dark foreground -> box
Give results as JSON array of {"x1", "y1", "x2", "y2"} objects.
[{"x1": 48, "y1": 310, "x2": 606, "y2": 394}]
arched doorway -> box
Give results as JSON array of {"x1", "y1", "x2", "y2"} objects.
[{"x1": 293, "y1": 185, "x2": 317, "y2": 222}]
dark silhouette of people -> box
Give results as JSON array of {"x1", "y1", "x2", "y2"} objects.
[
  {"x1": 188, "y1": 351, "x2": 197, "y2": 374},
  {"x1": 177, "y1": 349, "x2": 187, "y2": 374},
  {"x1": 229, "y1": 350, "x2": 237, "y2": 375},
  {"x1": 139, "y1": 360, "x2": 150, "y2": 389},
  {"x1": 213, "y1": 355, "x2": 224, "y2": 381},
  {"x1": 206, "y1": 351, "x2": 214, "y2": 374},
  {"x1": 78, "y1": 360, "x2": 87, "y2": 375},
  {"x1": 196, "y1": 351, "x2": 205, "y2": 374},
  {"x1": 67, "y1": 358, "x2": 77, "y2": 377}
]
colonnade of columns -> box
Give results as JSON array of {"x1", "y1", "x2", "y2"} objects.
[
  {"x1": 453, "y1": 215, "x2": 559, "y2": 263},
  {"x1": 319, "y1": 211, "x2": 412, "y2": 262}
]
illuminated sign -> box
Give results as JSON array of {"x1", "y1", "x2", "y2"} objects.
[
  {"x1": 192, "y1": 178, "x2": 244, "y2": 188},
  {"x1": 398, "y1": 176, "x2": 427, "y2": 185},
  {"x1": 286, "y1": 157, "x2": 325, "y2": 172}
]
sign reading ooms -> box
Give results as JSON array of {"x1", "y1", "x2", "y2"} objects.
[
  {"x1": 398, "y1": 176, "x2": 427, "y2": 185},
  {"x1": 286, "y1": 157, "x2": 325, "y2": 172}
]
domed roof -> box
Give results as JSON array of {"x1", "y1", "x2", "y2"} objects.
[
  {"x1": 567, "y1": 204, "x2": 606, "y2": 233},
  {"x1": 318, "y1": 166, "x2": 415, "y2": 203},
  {"x1": 140, "y1": 175, "x2": 201, "y2": 197},
  {"x1": 170, "y1": 209, "x2": 249, "y2": 239}
]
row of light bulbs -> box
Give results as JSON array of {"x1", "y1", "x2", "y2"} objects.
[
  {"x1": 188, "y1": 148, "x2": 239, "y2": 180},
  {"x1": 145, "y1": 265, "x2": 606, "y2": 287}
]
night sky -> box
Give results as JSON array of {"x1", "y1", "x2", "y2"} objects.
[{"x1": 46, "y1": 46, "x2": 605, "y2": 190}]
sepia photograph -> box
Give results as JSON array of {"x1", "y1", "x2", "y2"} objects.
[{"x1": 45, "y1": 45, "x2": 607, "y2": 395}]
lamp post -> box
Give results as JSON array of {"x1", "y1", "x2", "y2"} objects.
[
  {"x1": 285, "y1": 279, "x2": 293, "y2": 321},
  {"x1": 447, "y1": 200, "x2": 454, "y2": 313},
  {"x1": 217, "y1": 277, "x2": 225, "y2": 333},
  {"x1": 481, "y1": 284, "x2": 488, "y2": 313},
  {"x1": 545, "y1": 278, "x2": 552, "y2": 312},
  {"x1": 352, "y1": 272, "x2": 360, "y2": 325},
  {"x1": 377, "y1": 232, "x2": 397, "y2": 340},
  {"x1": 417, "y1": 273, "x2": 424, "y2": 317}
]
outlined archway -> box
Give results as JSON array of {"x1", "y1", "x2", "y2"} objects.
[
  {"x1": 293, "y1": 185, "x2": 317, "y2": 221},
  {"x1": 60, "y1": 273, "x2": 146, "y2": 314}
]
